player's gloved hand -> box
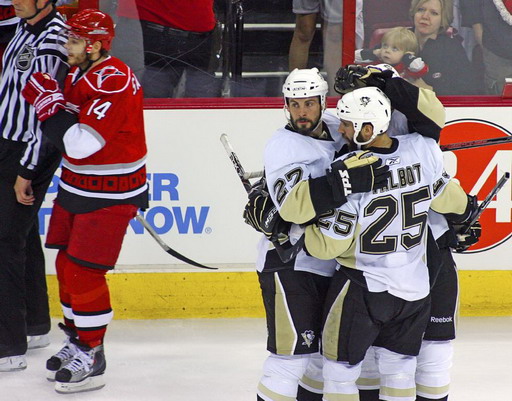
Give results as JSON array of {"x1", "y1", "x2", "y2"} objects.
[
  {"x1": 326, "y1": 151, "x2": 390, "y2": 200},
  {"x1": 243, "y1": 178, "x2": 290, "y2": 241},
  {"x1": 452, "y1": 221, "x2": 482, "y2": 253},
  {"x1": 334, "y1": 65, "x2": 394, "y2": 94},
  {"x1": 402, "y1": 53, "x2": 427, "y2": 73},
  {"x1": 449, "y1": 194, "x2": 482, "y2": 252},
  {"x1": 22, "y1": 72, "x2": 66, "y2": 122}
]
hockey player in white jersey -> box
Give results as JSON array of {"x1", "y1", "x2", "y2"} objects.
[
  {"x1": 301, "y1": 87, "x2": 476, "y2": 401},
  {"x1": 248, "y1": 68, "x2": 390, "y2": 401},
  {"x1": 336, "y1": 64, "x2": 481, "y2": 401}
]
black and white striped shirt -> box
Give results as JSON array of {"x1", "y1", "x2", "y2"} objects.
[{"x1": 0, "y1": 8, "x2": 68, "y2": 179}]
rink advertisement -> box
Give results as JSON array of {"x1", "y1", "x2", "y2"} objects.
[
  {"x1": 442, "y1": 118, "x2": 512, "y2": 255},
  {"x1": 38, "y1": 106, "x2": 512, "y2": 318},
  {"x1": 39, "y1": 107, "x2": 512, "y2": 271}
]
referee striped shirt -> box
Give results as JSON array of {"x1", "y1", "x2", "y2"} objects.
[{"x1": 0, "y1": 7, "x2": 68, "y2": 179}]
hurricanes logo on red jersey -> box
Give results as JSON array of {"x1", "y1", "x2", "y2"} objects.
[
  {"x1": 442, "y1": 119, "x2": 512, "y2": 252},
  {"x1": 93, "y1": 66, "x2": 125, "y2": 88}
]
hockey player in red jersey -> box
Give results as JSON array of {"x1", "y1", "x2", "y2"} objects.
[{"x1": 22, "y1": 9, "x2": 148, "y2": 394}]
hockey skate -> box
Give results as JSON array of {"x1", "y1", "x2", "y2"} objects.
[
  {"x1": 0, "y1": 355, "x2": 27, "y2": 372},
  {"x1": 46, "y1": 323, "x2": 79, "y2": 381},
  {"x1": 54, "y1": 343, "x2": 106, "y2": 394},
  {"x1": 27, "y1": 334, "x2": 51, "y2": 350}
]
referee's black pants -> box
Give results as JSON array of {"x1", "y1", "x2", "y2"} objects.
[
  {"x1": 26, "y1": 220, "x2": 51, "y2": 337},
  {"x1": 0, "y1": 138, "x2": 60, "y2": 358}
]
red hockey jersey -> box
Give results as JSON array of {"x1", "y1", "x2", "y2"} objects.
[{"x1": 57, "y1": 56, "x2": 149, "y2": 213}]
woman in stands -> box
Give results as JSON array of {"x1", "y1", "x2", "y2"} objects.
[{"x1": 410, "y1": 0, "x2": 482, "y2": 95}]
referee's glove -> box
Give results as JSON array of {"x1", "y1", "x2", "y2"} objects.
[{"x1": 22, "y1": 72, "x2": 68, "y2": 122}]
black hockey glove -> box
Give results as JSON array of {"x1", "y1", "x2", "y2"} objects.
[
  {"x1": 326, "y1": 151, "x2": 390, "y2": 200},
  {"x1": 452, "y1": 220, "x2": 482, "y2": 253},
  {"x1": 334, "y1": 65, "x2": 394, "y2": 95},
  {"x1": 449, "y1": 195, "x2": 482, "y2": 252},
  {"x1": 243, "y1": 178, "x2": 290, "y2": 241}
]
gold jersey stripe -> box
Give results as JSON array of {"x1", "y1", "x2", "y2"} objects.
[
  {"x1": 257, "y1": 382, "x2": 296, "y2": 401},
  {"x1": 418, "y1": 88, "x2": 446, "y2": 130},
  {"x1": 280, "y1": 180, "x2": 317, "y2": 224},
  {"x1": 431, "y1": 180, "x2": 468, "y2": 215},
  {"x1": 300, "y1": 374, "x2": 323, "y2": 391},
  {"x1": 380, "y1": 385, "x2": 416, "y2": 397},
  {"x1": 275, "y1": 273, "x2": 297, "y2": 355},
  {"x1": 324, "y1": 391, "x2": 359, "y2": 400},
  {"x1": 305, "y1": 224, "x2": 354, "y2": 261},
  {"x1": 356, "y1": 377, "x2": 380, "y2": 387},
  {"x1": 322, "y1": 280, "x2": 351, "y2": 360},
  {"x1": 416, "y1": 382, "x2": 450, "y2": 396}
]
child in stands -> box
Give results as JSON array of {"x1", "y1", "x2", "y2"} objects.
[{"x1": 355, "y1": 26, "x2": 429, "y2": 84}]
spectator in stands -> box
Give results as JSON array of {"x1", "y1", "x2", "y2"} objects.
[
  {"x1": 113, "y1": 0, "x2": 219, "y2": 98},
  {"x1": 110, "y1": 0, "x2": 144, "y2": 80},
  {"x1": 355, "y1": 26, "x2": 430, "y2": 85},
  {"x1": 361, "y1": 0, "x2": 411, "y2": 47},
  {"x1": 460, "y1": 0, "x2": 512, "y2": 95},
  {"x1": 355, "y1": 0, "x2": 364, "y2": 49},
  {"x1": 410, "y1": 0, "x2": 482, "y2": 95},
  {"x1": 288, "y1": 0, "x2": 343, "y2": 95},
  {"x1": 451, "y1": 0, "x2": 478, "y2": 61}
]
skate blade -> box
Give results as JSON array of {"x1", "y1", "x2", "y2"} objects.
[
  {"x1": 55, "y1": 375, "x2": 105, "y2": 394},
  {"x1": 27, "y1": 335, "x2": 51, "y2": 350},
  {"x1": 27, "y1": 342, "x2": 51, "y2": 350},
  {"x1": 47, "y1": 370, "x2": 56, "y2": 382},
  {"x1": 0, "y1": 365, "x2": 27, "y2": 372},
  {"x1": 0, "y1": 357, "x2": 27, "y2": 372}
]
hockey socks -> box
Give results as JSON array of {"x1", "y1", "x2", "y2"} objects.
[{"x1": 297, "y1": 384, "x2": 322, "y2": 401}]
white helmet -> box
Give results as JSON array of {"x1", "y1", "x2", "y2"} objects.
[
  {"x1": 282, "y1": 68, "x2": 328, "y2": 109},
  {"x1": 336, "y1": 87, "x2": 391, "y2": 147}
]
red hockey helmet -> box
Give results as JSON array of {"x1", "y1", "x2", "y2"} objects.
[{"x1": 66, "y1": 9, "x2": 115, "y2": 52}]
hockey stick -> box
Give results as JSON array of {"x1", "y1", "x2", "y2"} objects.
[
  {"x1": 220, "y1": 133, "x2": 253, "y2": 193},
  {"x1": 220, "y1": 133, "x2": 304, "y2": 263},
  {"x1": 135, "y1": 215, "x2": 217, "y2": 270},
  {"x1": 462, "y1": 172, "x2": 510, "y2": 234},
  {"x1": 440, "y1": 136, "x2": 512, "y2": 152},
  {"x1": 244, "y1": 170, "x2": 264, "y2": 180}
]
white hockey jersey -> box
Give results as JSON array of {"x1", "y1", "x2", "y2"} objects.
[
  {"x1": 304, "y1": 134, "x2": 468, "y2": 300},
  {"x1": 389, "y1": 109, "x2": 451, "y2": 240},
  {"x1": 256, "y1": 111, "x2": 345, "y2": 276}
]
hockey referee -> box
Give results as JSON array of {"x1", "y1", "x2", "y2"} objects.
[{"x1": 0, "y1": 0, "x2": 68, "y2": 372}]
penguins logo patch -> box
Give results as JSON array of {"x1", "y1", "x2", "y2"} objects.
[
  {"x1": 360, "y1": 96, "x2": 371, "y2": 107},
  {"x1": 301, "y1": 330, "x2": 315, "y2": 348}
]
